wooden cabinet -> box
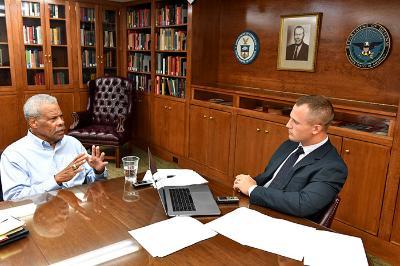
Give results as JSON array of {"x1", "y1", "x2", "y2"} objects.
[
  {"x1": 335, "y1": 138, "x2": 390, "y2": 235},
  {"x1": 133, "y1": 93, "x2": 151, "y2": 142},
  {"x1": 151, "y1": 97, "x2": 185, "y2": 156},
  {"x1": 18, "y1": 0, "x2": 74, "y2": 89},
  {"x1": 76, "y1": 3, "x2": 119, "y2": 88},
  {"x1": 189, "y1": 104, "x2": 231, "y2": 174},
  {"x1": 390, "y1": 185, "x2": 400, "y2": 245},
  {"x1": 0, "y1": 0, "x2": 17, "y2": 90},
  {"x1": 234, "y1": 115, "x2": 287, "y2": 177}
]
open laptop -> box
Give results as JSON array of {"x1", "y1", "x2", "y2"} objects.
[{"x1": 148, "y1": 148, "x2": 220, "y2": 217}]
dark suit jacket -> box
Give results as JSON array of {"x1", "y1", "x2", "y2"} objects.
[
  {"x1": 250, "y1": 140, "x2": 347, "y2": 218},
  {"x1": 285, "y1": 43, "x2": 309, "y2": 61}
]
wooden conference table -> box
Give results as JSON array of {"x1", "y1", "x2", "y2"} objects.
[{"x1": 0, "y1": 174, "x2": 323, "y2": 265}]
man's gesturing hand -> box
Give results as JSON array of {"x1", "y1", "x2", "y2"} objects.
[
  {"x1": 54, "y1": 153, "x2": 88, "y2": 185},
  {"x1": 87, "y1": 145, "x2": 108, "y2": 174}
]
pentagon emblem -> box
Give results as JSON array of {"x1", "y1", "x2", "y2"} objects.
[
  {"x1": 234, "y1": 31, "x2": 259, "y2": 64},
  {"x1": 345, "y1": 23, "x2": 391, "y2": 69}
]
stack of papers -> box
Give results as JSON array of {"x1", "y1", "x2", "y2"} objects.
[
  {"x1": 142, "y1": 169, "x2": 208, "y2": 189},
  {"x1": 0, "y1": 215, "x2": 29, "y2": 246},
  {"x1": 206, "y1": 207, "x2": 368, "y2": 265},
  {"x1": 129, "y1": 216, "x2": 217, "y2": 257}
]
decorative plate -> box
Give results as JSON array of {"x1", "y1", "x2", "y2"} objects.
[
  {"x1": 233, "y1": 31, "x2": 259, "y2": 64},
  {"x1": 345, "y1": 23, "x2": 391, "y2": 69}
]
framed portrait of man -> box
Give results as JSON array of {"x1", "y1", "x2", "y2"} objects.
[{"x1": 277, "y1": 13, "x2": 322, "y2": 72}]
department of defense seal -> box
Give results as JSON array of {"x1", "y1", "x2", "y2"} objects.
[
  {"x1": 345, "y1": 23, "x2": 391, "y2": 69},
  {"x1": 233, "y1": 31, "x2": 259, "y2": 64}
]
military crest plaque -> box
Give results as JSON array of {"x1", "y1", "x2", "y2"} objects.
[
  {"x1": 233, "y1": 31, "x2": 259, "y2": 64},
  {"x1": 345, "y1": 23, "x2": 391, "y2": 69}
]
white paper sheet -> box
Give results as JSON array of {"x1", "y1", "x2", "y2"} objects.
[
  {"x1": 129, "y1": 216, "x2": 217, "y2": 257},
  {"x1": 142, "y1": 169, "x2": 208, "y2": 188},
  {"x1": 303, "y1": 230, "x2": 368, "y2": 266},
  {"x1": 206, "y1": 207, "x2": 316, "y2": 261}
]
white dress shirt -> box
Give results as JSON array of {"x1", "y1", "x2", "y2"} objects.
[{"x1": 1, "y1": 131, "x2": 107, "y2": 200}]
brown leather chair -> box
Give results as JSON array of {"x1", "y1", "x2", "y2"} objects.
[
  {"x1": 316, "y1": 195, "x2": 341, "y2": 228},
  {"x1": 69, "y1": 77, "x2": 134, "y2": 168}
]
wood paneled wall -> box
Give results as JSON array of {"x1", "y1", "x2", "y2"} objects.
[{"x1": 192, "y1": 0, "x2": 400, "y2": 106}]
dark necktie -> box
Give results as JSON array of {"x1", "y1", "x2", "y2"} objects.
[
  {"x1": 271, "y1": 146, "x2": 304, "y2": 188},
  {"x1": 293, "y1": 45, "x2": 299, "y2": 59}
]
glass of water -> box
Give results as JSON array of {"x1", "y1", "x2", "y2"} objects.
[{"x1": 122, "y1": 156, "x2": 140, "y2": 202}]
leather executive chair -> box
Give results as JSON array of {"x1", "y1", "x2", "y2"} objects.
[{"x1": 69, "y1": 77, "x2": 135, "y2": 168}]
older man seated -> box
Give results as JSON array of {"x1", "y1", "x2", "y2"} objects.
[{"x1": 1, "y1": 94, "x2": 108, "y2": 200}]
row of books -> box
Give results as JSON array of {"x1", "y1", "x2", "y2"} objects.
[
  {"x1": 156, "y1": 54, "x2": 186, "y2": 76},
  {"x1": 29, "y1": 72, "x2": 45, "y2": 85},
  {"x1": 80, "y1": 29, "x2": 95, "y2": 46},
  {"x1": 156, "y1": 29, "x2": 186, "y2": 51},
  {"x1": 0, "y1": 48, "x2": 4, "y2": 66},
  {"x1": 128, "y1": 32, "x2": 151, "y2": 50},
  {"x1": 127, "y1": 8, "x2": 151, "y2": 28},
  {"x1": 53, "y1": 71, "x2": 68, "y2": 85},
  {"x1": 104, "y1": 31, "x2": 115, "y2": 47},
  {"x1": 26, "y1": 48, "x2": 44, "y2": 68},
  {"x1": 156, "y1": 4, "x2": 188, "y2": 26},
  {"x1": 50, "y1": 27, "x2": 64, "y2": 45},
  {"x1": 21, "y1": 1, "x2": 40, "y2": 17},
  {"x1": 80, "y1": 8, "x2": 95, "y2": 22},
  {"x1": 82, "y1": 49, "x2": 96, "y2": 67},
  {"x1": 0, "y1": 215, "x2": 29, "y2": 247},
  {"x1": 128, "y1": 73, "x2": 151, "y2": 93},
  {"x1": 104, "y1": 50, "x2": 115, "y2": 68},
  {"x1": 49, "y1": 4, "x2": 64, "y2": 19},
  {"x1": 156, "y1": 76, "x2": 185, "y2": 98},
  {"x1": 23, "y1": 25, "x2": 42, "y2": 45},
  {"x1": 128, "y1": 53, "x2": 150, "y2": 72}
]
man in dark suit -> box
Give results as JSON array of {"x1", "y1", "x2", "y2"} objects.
[
  {"x1": 233, "y1": 95, "x2": 347, "y2": 219},
  {"x1": 285, "y1": 26, "x2": 309, "y2": 61}
]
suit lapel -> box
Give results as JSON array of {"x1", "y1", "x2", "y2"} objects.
[{"x1": 272, "y1": 140, "x2": 333, "y2": 189}]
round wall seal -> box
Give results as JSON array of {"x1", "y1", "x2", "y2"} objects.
[
  {"x1": 233, "y1": 31, "x2": 259, "y2": 64},
  {"x1": 345, "y1": 23, "x2": 391, "y2": 69}
]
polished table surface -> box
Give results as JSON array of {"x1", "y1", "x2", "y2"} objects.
[{"x1": 0, "y1": 174, "x2": 324, "y2": 265}]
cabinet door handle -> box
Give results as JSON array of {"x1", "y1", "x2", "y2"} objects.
[
  {"x1": 256, "y1": 128, "x2": 261, "y2": 132},
  {"x1": 168, "y1": 107, "x2": 172, "y2": 110},
  {"x1": 345, "y1": 149, "x2": 350, "y2": 153},
  {"x1": 164, "y1": 105, "x2": 168, "y2": 109},
  {"x1": 209, "y1": 116, "x2": 213, "y2": 120},
  {"x1": 264, "y1": 130, "x2": 269, "y2": 134},
  {"x1": 203, "y1": 115, "x2": 208, "y2": 118}
]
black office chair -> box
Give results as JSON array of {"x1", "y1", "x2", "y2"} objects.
[
  {"x1": 317, "y1": 195, "x2": 340, "y2": 228},
  {"x1": 0, "y1": 149, "x2": 3, "y2": 201}
]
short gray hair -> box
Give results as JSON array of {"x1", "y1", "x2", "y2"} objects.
[{"x1": 23, "y1": 94, "x2": 58, "y2": 120}]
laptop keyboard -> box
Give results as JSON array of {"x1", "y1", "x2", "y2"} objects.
[{"x1": 170, "y1": 188, "x2": 196, "y2": 212}]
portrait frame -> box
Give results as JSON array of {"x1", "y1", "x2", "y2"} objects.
[{"x1": 277, "y1": 13, "x2": 322, "y2": 72}]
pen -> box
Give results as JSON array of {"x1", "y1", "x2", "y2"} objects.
[{"x1": 166, "y1": 175, "x2": 175, "y2": 178}]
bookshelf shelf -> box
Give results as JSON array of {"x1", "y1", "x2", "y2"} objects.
[
  {"x1": 27, "y1": 67, "x2": 45, "y2": 70},
  {"x1": 0, "y1": 42, "x2": 7, "y2": 45},
  {"x1": 156, "y1": 50, "x2": 186, "y2": 53},
  {"x1": 50, "y1": 18, "x2": 66, "y2": 21},
  {"x1": 51, "y1": 44, "x2": 68, "y2": 48},
  {"x1": 156, "y1": 74, "x2": 186, "y2": 79},
  {"x1": 128, "y1": 26, "x2": 151, "y2": 30},
  {"x1": 24, "y1": 43, "x2": 43, "y2": 47},
  {"x1": 0, "y1": 66, "x2": 10, "y2": 69},
  {"x1": 104, "y1": 47, "x2": 116, "y2": 50},
  {"x1": 22, "y1": 15, "x2": 40, "y2": 19},
  {"x1": 128, "y1": 70, "x2": 151, "y2": 75},
  {"x1": 128, "y1": 49, "x2": 151, "y2": 53},
  {"x1": 156, "y1": 23, "x2": 187, "y2": 28},
  {"x1": 52, "y1": 67, "x2": 69, "y2": 70}
]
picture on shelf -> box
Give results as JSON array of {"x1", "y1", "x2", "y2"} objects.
[{"x1": 277, "y1": 13, "x2": 321, "y2": 72}]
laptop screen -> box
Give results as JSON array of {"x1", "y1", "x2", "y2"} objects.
[{"x1": 148, "y1": 147, "x2": 158, "y2": 175}]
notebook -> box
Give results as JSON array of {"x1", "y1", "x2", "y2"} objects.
[{"x1": 148, "y1": 148, "x2": 220, "y2": 217}]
